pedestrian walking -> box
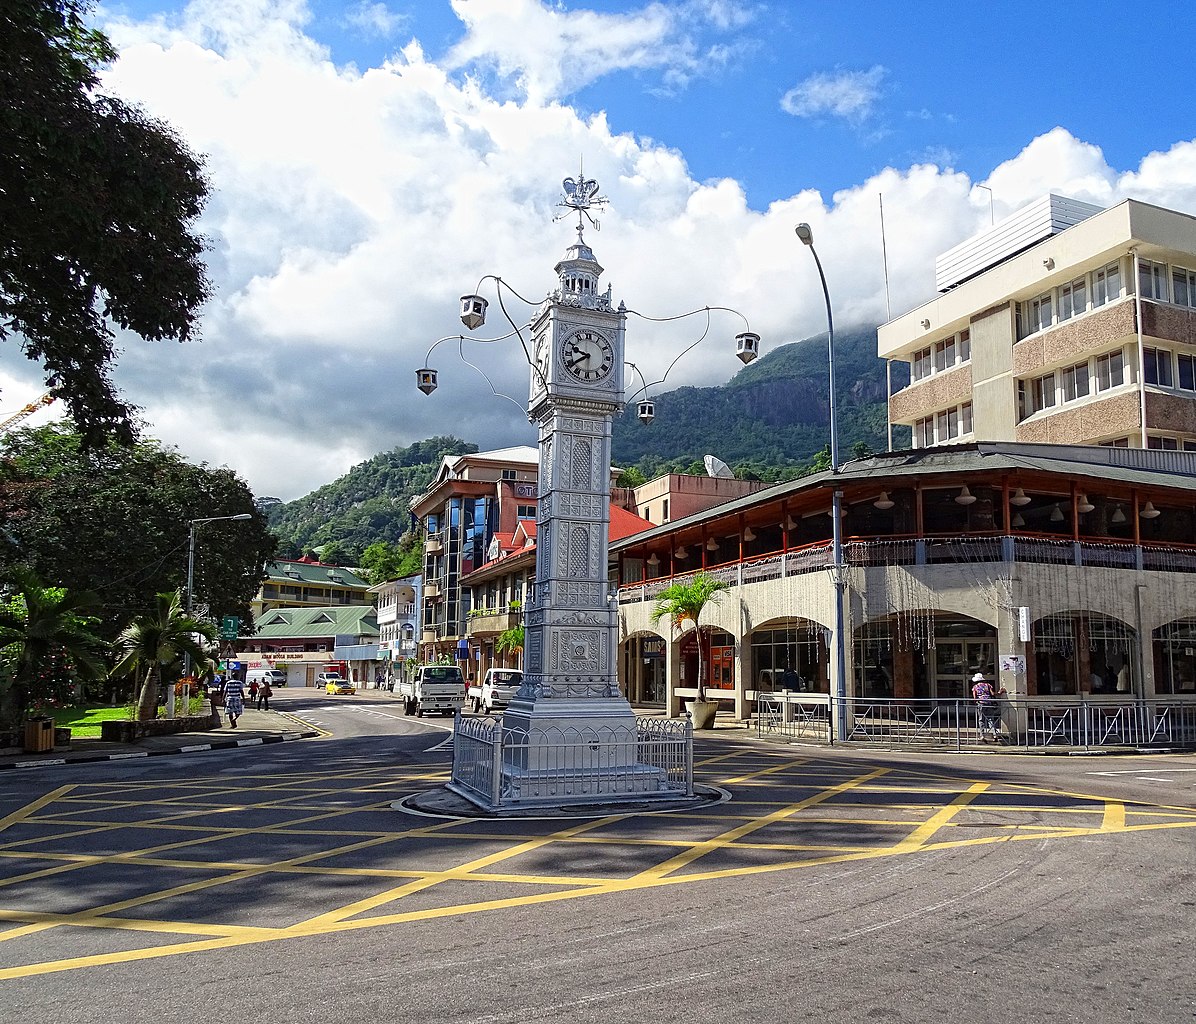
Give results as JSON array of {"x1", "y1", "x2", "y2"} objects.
[
  {"x1": 971, "y1": 672, "x2": 1005, "y2": 742},
  {"x1": 248, "y1": 678, "x2": 259, "y2": 704},
  {"x1": 224, "y1": 675, "x2": 246, "y2": 729},
  {"x1": 258, "y1": 681, "x2": 271, "y2": 711}
]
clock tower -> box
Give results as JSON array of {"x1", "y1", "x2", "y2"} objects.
[{"x1": 495, "y1": 188, "x2": 671, "y2": 803}]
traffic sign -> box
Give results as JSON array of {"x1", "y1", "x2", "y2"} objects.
[{"x1": 220, "y1": 616, "x2": 241, "y2": 640}]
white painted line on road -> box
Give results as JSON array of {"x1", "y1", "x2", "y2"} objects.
[{"x1": 1090, "y1": 768, "x2": 1196, "y2": 775}]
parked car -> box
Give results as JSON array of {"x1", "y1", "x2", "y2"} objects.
[{"x1": 470, "y1": 668, "x2": 523, "y2": 713}]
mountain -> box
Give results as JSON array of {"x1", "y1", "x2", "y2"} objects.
[
  {"x1": 265, "y1": 436, "x2": 476, "y2": 557},
  {"x1": 611, "y1": 324, "x2": 908, "y2": 476},
  {"x1": 265, "y1": 325, "x2": 905, "y2": 557}
]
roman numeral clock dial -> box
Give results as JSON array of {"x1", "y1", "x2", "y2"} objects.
[{"x1": 562, "y1": 329, "x2": 614, "y2": 383}]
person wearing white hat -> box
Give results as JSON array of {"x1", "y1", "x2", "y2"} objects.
[{"x1": 971, "y1": 672, "x2": 1005, "y2": 741}]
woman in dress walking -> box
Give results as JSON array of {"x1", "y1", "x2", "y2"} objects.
[{"x1": 224, "y1": 675, "x2": 246, "y2": 729}]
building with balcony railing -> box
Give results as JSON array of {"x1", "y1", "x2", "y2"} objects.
[
  {"x1": 369, "y1": 574, "x2": 421, "y2": 686},
  {"x1": 252, "y1": 557, "x2": 371, "y2": 618},
  {"x1": 613, "y1": 443, "x2": 1196, "y2": 726}
]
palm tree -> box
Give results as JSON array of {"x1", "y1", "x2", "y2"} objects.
[
  {"x1": 649, "y1": 571, "x2": 731, "y2": 702},
  {"x1": 495, "y1": 624, "x2": 524, "y2": 667},
  {"x1": 111, "y1": 590, "x2": 216, "y2": 721},
  {"x1": 0, "y1": 569, "x2": 107, "y2": 727}
]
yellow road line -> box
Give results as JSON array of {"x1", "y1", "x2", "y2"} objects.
[
  {"x1": 889, "y1": 782, "x2": 989, "y2": 853},
  {"x1": 0, "y1": 786, "x2": 76, "y2": 834}
]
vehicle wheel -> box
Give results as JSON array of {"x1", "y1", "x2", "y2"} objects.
[
  {"x1": 403, "y1": 698, "x2": 412, "y2": 715},
  {"x1": 415, "y1": 706, "x2": 423, "y2": 717}
]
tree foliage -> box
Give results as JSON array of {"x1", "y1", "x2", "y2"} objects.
[
  {"x1": 111, "y1": 589, "x2": 215, "y2": 721},
  {"x1": 0, "y1": 423, "x2": 275, "y2": 639},
  {"x1": 649, "y1": 572, "x2": 730, "y2": 702},
  {"x1": 0, "y1": 568, "x2": 107, "y2": 727},
  {"x1": 0, "y1": 0, "x2": 211, "y2": 443}
]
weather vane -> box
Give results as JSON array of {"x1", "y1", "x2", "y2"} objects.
[{"x1": 555, "y1": 162, "x2": 608, "y2": 238}]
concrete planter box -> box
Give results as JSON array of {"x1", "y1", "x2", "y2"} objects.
[{"x1": 100, "y1": 714, "x2": 218, "y2": 743}]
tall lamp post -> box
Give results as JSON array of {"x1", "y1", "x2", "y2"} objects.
[
  {"x1": 180, "y1": 513, "x2": 252, "y2": 718},
  {"x1": 795, "y1": 223, "x2": 847, "y2": 742}
]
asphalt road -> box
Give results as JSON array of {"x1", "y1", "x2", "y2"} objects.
[{"x1": 1, "y1": 691, "x2": 1194, "y2": 1024}]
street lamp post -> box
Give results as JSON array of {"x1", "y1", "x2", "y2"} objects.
[
  {"x1": 795, "y1": 223, "x2": 847, "y2": 742},
  {"x1": 180, "y1": 513, "x2": 252, "y2": 718}
]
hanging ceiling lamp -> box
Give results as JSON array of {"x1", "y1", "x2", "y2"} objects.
[
  {"x1": 646, "y1": 552, "x2": 660, "y2": 567},
  {"x1": 742, "y1": 526, "x2": 756, "y2": 542},
  {"x1": 1010, "y1": 487, "x2": 1032, "y2": 506},
  {"x1": 1077, "y1": 494, "x2": 1095, "y2": 514},
  {"x1": 955, "y1": 485, "x2": 977, "y2": 506},
  {"x1": 1140, "y1": 501, "x2": 1161, "y2": 520},
  {"x1": 1111, "y1": 505, "x2": 1127, "y2": 524},
  {"x1": 706, "y1": 537, "x2": 719, "y2": 551},
  {"x1": 1050, "y1": 503, "x2": 1064, "y2": 522},
  {"x1": 782, "y1": 515, "x2": 797, "y2": 530},
  {"x1": 873, "y1": 491, "x2": 895, "y2": 510},
  {"x1": 674, "y1": 546, "x2": 689, "y2": 560},
  {"x1": 1012, "y1": 511, "x2": 1026, "y2": 528}
]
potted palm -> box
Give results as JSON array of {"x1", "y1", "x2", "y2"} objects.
[{"x1": 650, "y1": 571, "x2": 730, "y2": 729}]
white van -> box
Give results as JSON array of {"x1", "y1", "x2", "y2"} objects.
[{"x1": 246, "y1": 668, "x2": 287, "y2": 688}]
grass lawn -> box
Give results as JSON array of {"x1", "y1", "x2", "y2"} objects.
[
  {"x1": 52, "y1": 705, "x2": 132, "y2": 738},
  {"x1": 52, "y1": 698, "x2": 210, "y2": 738}
]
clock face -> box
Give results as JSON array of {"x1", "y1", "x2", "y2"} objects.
[
  {"x1": 562, "y1": 329, "x2": 614, "y2": 383},
  {"x1": 533, "y1": 333, "x2": 550, "y2": 387}
]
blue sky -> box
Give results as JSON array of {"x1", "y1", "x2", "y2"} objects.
[{"x1": 6, "y1": 0, "x2": 1196, "y2": 498}]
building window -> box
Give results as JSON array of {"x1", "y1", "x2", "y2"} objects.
[
  {"x1": 501, "y1": 469, "x2": 517, "y2": 480},
  {"x1": 1099, "y1": 437, "x2": 1130, "y2": 447},
  {"x1": 959, "y1": 329, "x2": 970, "y2": 361},
  {"x1": 962, "y1": 401, "x2": 973, "y2": 434},
  {"x1": 662, "y1": 498, "x2": 669, "y2": 522},
  {"x1": 1179, "y1": 353, "x2": 1196, "y2": 392},
  {"x1": 516, "y1": 504, "x2": 536, "y2": 519},
  {"x1": 912, "y1": 346, "x2": 932, "y2": 381},
  {"x1": 915, "y1": 416, "x2": 934, "y2": 447},
  {"x1": 1144, "y1": 347, "x2": 1174, "y2": 387},
  {"x1": 1095, "y1": 350, "x2": 1125, "y2": 392},
  {"x1": 1032, "y1": 372, "x2": 1056, "y2": 412},
  {"x1": 933, "y1": 336, "x2": 956, "y2": 372},
  {"x1": 917, "y1": 403, "x2": 972, "y2": 446},
  {"x1": 1138, "y1": 259, "x2": 1169, "y2": 301},
  {"x1": 1062, "y1": 361, "x2": 1091, "y2": 402},
  {"x1": 1058, "y1": 277, "x2": 1087, "y2": 321},
  {"x1": 1092, "y1": 261, "x2": 1121, "y2": 307},
  {"x1": 1148, "y1": 435, "x2": 1180, "y2": 451},
  {"x1": 1016, "y1": 292, "x2": 1053, "y2": 340},
  {"x1": 1172, "y1": 267, "x2": 1196, "y2": 308}
]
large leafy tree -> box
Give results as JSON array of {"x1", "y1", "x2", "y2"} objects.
[
  {"x1": 111, "y1": 589, "x2": 215, "y2": 721},
  {"x1": 0, "y1": 0, "x2": 211, "y2": 443},
  {"x1": 0, "y1": 568, "x2": 107, "y2": 727},
  {"x1": 0, "y1": 423, "x2": 276, "y2": 638},
  {"x1": 649, "y1": 572, "x2": 730, "y2": 702}
]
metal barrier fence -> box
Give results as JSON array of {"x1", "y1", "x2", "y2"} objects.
[
  {"x1": 755, "y1": 695, "x2": 1196, "y2": 751},
  {"x1": 450, "y1": 713, "x2": 694, "y2": 808}
]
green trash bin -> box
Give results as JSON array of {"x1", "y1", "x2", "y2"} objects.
[{"x1": 23, "y1": 717, "x2": 54, "y2": 754}]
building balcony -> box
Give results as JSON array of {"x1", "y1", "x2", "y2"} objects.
[
  {"x1": 423, "y1": 582, "x2": 441, "y2": 598},
  {"x1": 425, "y1": 538, "x2": 443, "y2": 554},
  {"x1": 465, "y1": 609, "x2": 522, "y2": 637}
]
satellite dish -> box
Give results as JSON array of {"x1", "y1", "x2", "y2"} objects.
[{"x1": 703, "y1": 455, "x2": 734, "y2": 479}]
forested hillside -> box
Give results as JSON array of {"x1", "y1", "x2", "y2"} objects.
[
  {"x1": 611, "y1": 325, "x2": 908, "y2": 479},
  {"x1": 265, "y1": 436, "x2": 476, "y2": 558}
]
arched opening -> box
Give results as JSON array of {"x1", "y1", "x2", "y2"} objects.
[
  {"x1": 1031, "y1": 612, "x2": 1137, "y2": 696},
  {"x1": 679, "y1": 626, "x2": 735, "y2": 696},
  {"x1": 855, "y1": 612, "x2": 996, "y2": 700},
  {"x1": 748, "y1": 619, "x2": 828, "y2": 694},
  {"x1": 621, "y1": 631, "x2": 668, "y2": 705}
]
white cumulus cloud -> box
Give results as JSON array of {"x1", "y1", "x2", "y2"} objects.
[{"x1": 780, "y1": 65, "x2": 886, "y2": 122}]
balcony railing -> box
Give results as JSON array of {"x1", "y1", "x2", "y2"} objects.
[
  {"x1": 617, "y1": 534, "x2": 1196, "y2": 604},
  {"x1": 466, "y1": 610, "x2": 522, "y2": 635}
]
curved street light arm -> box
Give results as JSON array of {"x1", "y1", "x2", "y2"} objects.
[{"x1": 456, "y1": 336, "x2": 534, "y2": 420}]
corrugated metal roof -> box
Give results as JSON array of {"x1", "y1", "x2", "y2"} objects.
[{"x1": 253, "y1": 605, "x2": 379, "y2": 639}]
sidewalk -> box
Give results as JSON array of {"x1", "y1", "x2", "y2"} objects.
[{"x1": 0, "y1": 707, "x2": 320, "y2": 771}]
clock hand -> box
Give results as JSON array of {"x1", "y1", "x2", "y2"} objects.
[{"x1": 567, "y1": 352, "x2": 592, "y2": 368}]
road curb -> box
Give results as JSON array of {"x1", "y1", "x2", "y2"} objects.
[{"x1": 0, "y1": 730, "x2": 320, "y2": 771}]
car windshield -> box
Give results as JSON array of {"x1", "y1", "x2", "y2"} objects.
[
  {"x1": 424, "y1": 668, "x2": 462, "y2": 681},
  {"x1": 494, "y1": 672, "x2": 521, "y2": 683}
]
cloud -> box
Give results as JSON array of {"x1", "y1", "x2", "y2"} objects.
[
  {"x1": 443, "y1": 0, "x2": 754, "y2": 103},
  {"x1": 14, "y1": 3, "x2": 1187, "y2": 502},
  {"x1": 343, "y1": 2, "x2": 409, "y2": 38},
  {"x1": 780, "y1": 65, "x2": 886, "y2": 122}
]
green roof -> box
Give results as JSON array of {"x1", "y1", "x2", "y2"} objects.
[
  {"x1": 253, "y1": 605, "x2": 379, "y2": 639},
  {"x1": 265, "y1": 560, "x2": 369, "y2": 589}
]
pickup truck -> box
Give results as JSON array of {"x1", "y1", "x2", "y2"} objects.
[
  {"x1": 467, "y1": 668, "x2": 524, "y2": 713},
  {"x1": 397, "y1": 665, "x2": 466, "y2": 717}
]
